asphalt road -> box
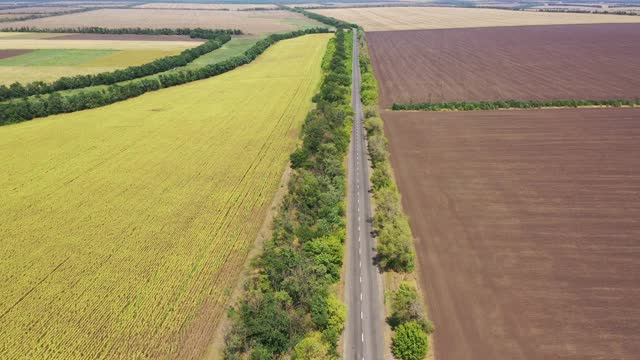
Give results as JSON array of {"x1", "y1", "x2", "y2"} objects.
[{"x1": 344, "y1": 30, "x2": 386, "y2": 360}]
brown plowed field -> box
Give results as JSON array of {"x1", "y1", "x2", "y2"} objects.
[
  {"x1": 368, "y1": 24, "x2": 640, "y2": 107},
  {"x1": 0, "y1": 49, "x2": 32, "y2": 59},
  {"x1": 383, "y1": 107, "x2": 640, "y2": 360}
]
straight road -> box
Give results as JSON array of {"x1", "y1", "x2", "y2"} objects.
[{"x1": 344, "y1": 30, "x2": 386, "y2": 360}]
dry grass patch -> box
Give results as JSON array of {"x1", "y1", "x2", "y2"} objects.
[{"x1": 311, "y1": 6, "x2": 640, "y2": 31}]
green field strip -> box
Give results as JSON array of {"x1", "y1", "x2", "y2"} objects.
[
  {"x1": 0, "y1": 49, "x2": 117, "y2": 66},
  {"x1": 187, "y1": 38, "x2": 258, "y2": 67}
]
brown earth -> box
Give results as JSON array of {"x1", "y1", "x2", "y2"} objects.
[
  {"x1": 368, "y1": 24, "x2": 640, "y2": 107},
  {"x1": 0, "y1": 49, "x2": 32, "y2": 59},
  {"x1": 383, "y1": 107, "x2": 640, "y2": 360},
  {"x1": 51, "y1": 33, "x2": 202, "y2": 41}
]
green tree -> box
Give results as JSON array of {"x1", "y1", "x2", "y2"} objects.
[
  {"x1": 322, "y1": 294, "x2": 346, "y2": 346},
  {"x1": 392, "y1": 321, "x2": 429, "y2": 360},
  {"x1": 293, "y1": 332, "x2": 330, "y2": 360},
  {"x1": 389, "y1": 282, "x2": 426, "y2": 328}
]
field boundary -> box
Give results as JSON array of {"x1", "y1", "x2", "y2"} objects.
[
  {"x1": 0, "y1": 27, "x2": 240, "y2": 101},
  {"x1": 391, "y1": 98, "x2": 640, "y2": 112}
]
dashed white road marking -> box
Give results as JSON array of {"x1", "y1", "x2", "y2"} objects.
[
  {"x1": 361, "y1": 311, "x2": 363, "y2": 320},
  {"x1": 361, "y1": 333, "x2": 364, "y2": 343},
  {"x1": 359, "y1": 276, "x2": 362, "y2": 283}
]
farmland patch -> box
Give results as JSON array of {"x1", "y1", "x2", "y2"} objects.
[
  {"x1": 0, "y1": 49, "x2": 116, "y2": 66},
  {"x1": 0, "y1": 49, "x2": 32, "y2": 59},
  {"x1": 311, "y1": 6, "x2": 640, "y2": 31},
  {"x1": 0, "y1": 33, "x2": 331, "y2": 359},
  {"x1": 0, "y1": 8, "x2": 325, "y2": 34},
  {"x1": 368, "y1": 24, "x2": 640, "y2": 107},
  {"x1": 383, "y1": 107, "x2": 640, "y2": 360}
]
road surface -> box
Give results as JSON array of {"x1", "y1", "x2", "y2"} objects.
[{"x1": 344, "y1": 29, "x2": 386, "y2": 360}]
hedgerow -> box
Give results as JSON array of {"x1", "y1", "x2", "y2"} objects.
[
  {"x1": 391, "y1": 98, "x2": 640, "y2": 111},
  {"x1": 223, "y1": 29, "x2": 353, "y2": 359}
]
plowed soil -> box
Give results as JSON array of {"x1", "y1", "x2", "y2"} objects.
[
  {"x1": 383, "y1": 107, "x2": 640, "y2": 360},
  {"x1": 0, "y1": 49, "x2": 32, "y2": 59},
  {"x1": 368, "y1": 24, "x2": 640, "y2": 107}
]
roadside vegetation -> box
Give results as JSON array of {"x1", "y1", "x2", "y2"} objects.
[
  {"x1": 392, "y1": 98, "x2": 640, "y2": 111},
  {"x1": 0, "y1": 27, "x2": 330, "y2": 125},
  {"x1": 223, "y1": 28, "x2": 353, "y2": 359},
  {"x1": 358, "y1": 29, "x2": 432, "y2": 360}
]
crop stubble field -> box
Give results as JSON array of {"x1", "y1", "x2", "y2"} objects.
[
  {"x1": 367, "y1": 24, "x2": 640, "y2": 107},
  {"x1": 311, "y1": 6, "x2": 640, "y2": 31},
  {"x1": 0, "y1": 9, "x2": 323, "y2": 34},
  {"x1": 383, "y1": 108, "x2": 640, "y2": 360},
  {"x1": 0, "y1": 33, "x2": 330, "y2": 359}
]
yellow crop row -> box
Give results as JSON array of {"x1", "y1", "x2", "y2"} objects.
[{"x1": 0, "y1": 33, "x2": 331, "y2": 359}]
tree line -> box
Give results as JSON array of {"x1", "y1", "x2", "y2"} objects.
[
  {"x1": 359, "y1": 29, "x2": 430, "y2": 360},
  {"x1": 358, "y1": 32, "x2": 378, "y2": 106},
  {"x1": 392, "y1": 98, "x2": 640, "y2": 111},
  {"x1": 287, "y1": 6, "x2": 359, "y2": 29},
  {"x1": 0, "y1": 27, "x2": 331, "y2": 126},
  {"x1": 0, "y1": 28, "x2": 241, "y2": 102},
  {"x1": 224, "y1": 28, "x2": 353, "y2": 360}
]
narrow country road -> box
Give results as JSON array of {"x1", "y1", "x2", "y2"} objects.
[{"x1": 344, "y1": 29, "x2": 386, "y2": 360}]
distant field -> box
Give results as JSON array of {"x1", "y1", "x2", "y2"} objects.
[
  {"x1": 0, "y1": 6, "x2": 81, "y2": 13},
  {"x1": 0, "y1": 14, "x2": 32, "y2": 19},
  {"x1": 0, "y1": 48, "x2": 116, "y2": 66},
  {"x1": 311, "y1": 6, "x2": 640, "y2": 31},
  {"x1": 134, "y1": 2, "x2": 278, "y2": 10},
  {"x1": 188, "y1": 37, "x2": 258, "y2": 67},
  {"x1": 0, "y1": 38, "x2": 202, "y2": 50},
  {"x1": 0, "y1": 34, "x2": 193, "y2": 84},
  {"x1": 383, "y1": 107, "x2": 640, "y2": 360},
  {"x1": 0, "y1": 33, "x2": 330, "y2": 359},
  {"x1": 368, "y1": 24, "x2": 640, "y2": 107},
  {"x1": 0, "y1": 8, "x2": 325, "y2": 34}
]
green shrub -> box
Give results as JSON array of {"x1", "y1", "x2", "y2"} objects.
[
  {"x1": 389, "y1": 282, "x2": 428, "y2": 329},
  {"x1": 392, "y1": 321, "x2": 429, "y2": 360},
  {"x1": 293, "y1": 332, "x2": 330, "y2": 359}
]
